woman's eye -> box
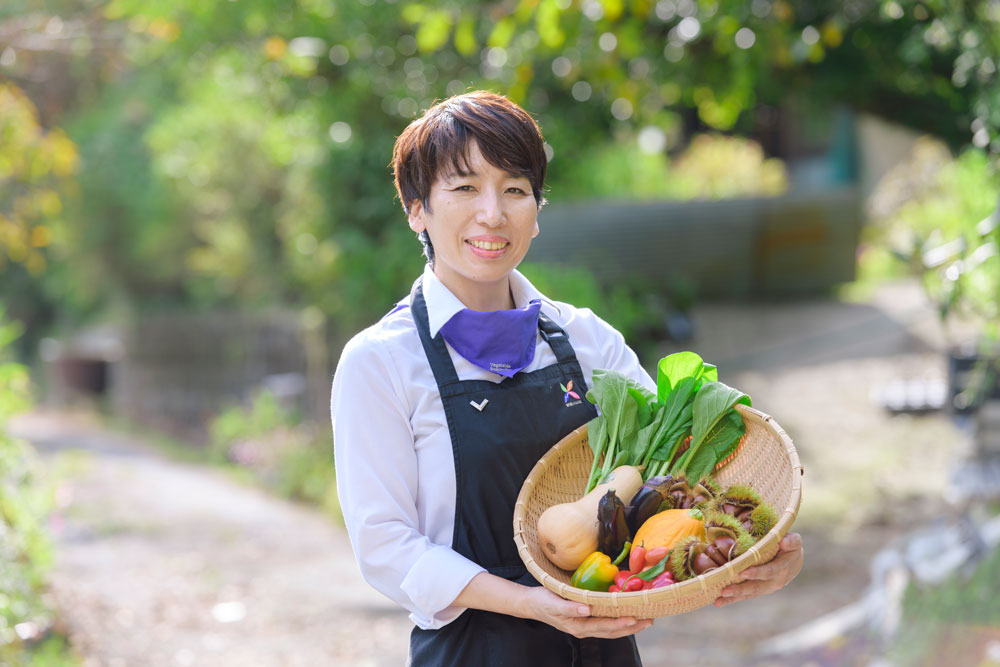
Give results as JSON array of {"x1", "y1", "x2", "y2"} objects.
[
  {"x1": 455, "y1": 185, "x2": 475, "y2": 192},
  {"x1": 507, "y1": 187, "x2": 528, "y2": 195}
]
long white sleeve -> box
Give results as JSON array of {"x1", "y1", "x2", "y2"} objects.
[{"x1": 332, "y1": 330, "x2": 485, "y2": 629}]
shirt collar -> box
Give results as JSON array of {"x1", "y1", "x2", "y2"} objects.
[{"x1": 421, "y1": 265, "x2": 556, "y2": 338}]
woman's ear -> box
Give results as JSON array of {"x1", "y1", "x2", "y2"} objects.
[
  {"x1": 407, "y1": 200, "x2": 426, "y2": 233},
  {"x1": 532, "y1": 219, "x2": 539, "y2": 238}
]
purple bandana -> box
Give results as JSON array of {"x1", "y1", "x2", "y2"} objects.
[{"x1": 438, "y1": 300, "x2": 542, "y2": 377}]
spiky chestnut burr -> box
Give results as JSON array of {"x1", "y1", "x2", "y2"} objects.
[
  {"x1": 664, "y1": 475, "x2": 722, "y2": 510},
  {"x1": 708, "y1": 483, "x2": 778, "y2": 539},
  {"x1": 668, "y1": 513, "x2": 755, "y2": 580}
]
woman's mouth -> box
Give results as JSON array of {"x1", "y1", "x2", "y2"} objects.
[{"x1": 466, "y1": 239, "x2": 509, "y2": 257}]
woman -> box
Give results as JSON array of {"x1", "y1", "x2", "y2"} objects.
[{"x1": 332, "y1": 91, "x2": 803, "y2": 666}]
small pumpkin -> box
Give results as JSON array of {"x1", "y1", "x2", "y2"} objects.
[{"x1": 632, "y1": 507, "x2": 707, "y2": 552}]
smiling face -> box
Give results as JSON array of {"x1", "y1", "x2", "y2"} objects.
[{"x1": 407, "y1": 140, "x2": 539, "y2": 311}]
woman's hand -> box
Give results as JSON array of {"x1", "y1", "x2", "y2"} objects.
[
  {"x1": 518, "y1": 586, "x2": 653, "y2": 639},
  {"x1": 713, "y1": 532, "x2": 804, "y2": 607}
]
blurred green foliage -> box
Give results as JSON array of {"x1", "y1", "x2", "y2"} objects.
[
  {"x1": 0, "y1": 84, "x2": 78, "y2": 355},
  {"x1": 0, "y1": 313, "x2": 76, "y2": 665},
  {"x1": 865, "y1": 139, "x2": 999, "y2": 342},
  {"x1": 0, "y1": 0, "x2": 997, "y2": 346},
  {"x1": 549, "y1": 132, "x2": 787, "y2": 200},
  {"x1": 209, "y1": 389, "x2": 341, "y2": 522}
]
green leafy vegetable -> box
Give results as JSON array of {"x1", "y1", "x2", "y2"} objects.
[
  {"x1": 583, "y1": 353, "x2": 751, "y2": 489},
  {"x1": 584, "y1": 370, "x2": 642, "y2": 492},
  {"x1": 672, "y1": 381, "x2": 751, "y2": 481}
]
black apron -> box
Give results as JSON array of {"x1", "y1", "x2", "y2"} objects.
[{"x1": 407, "y1": 281, "x2": 642, "y2": 667}]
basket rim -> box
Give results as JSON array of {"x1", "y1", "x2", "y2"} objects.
[{"x1": 512, "y1": 403, "x2": 803, "y2": 610}]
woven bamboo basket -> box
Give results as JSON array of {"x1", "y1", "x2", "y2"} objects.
[{"x1": 512, "y1": 403, "x2": 803, "y2": 618}]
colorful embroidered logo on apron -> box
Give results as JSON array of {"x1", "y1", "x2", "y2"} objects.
[{"x1": 560, "y1": 380, "x2": 582, "y2": 406}]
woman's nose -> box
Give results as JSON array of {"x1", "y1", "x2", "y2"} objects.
[{"x1": 475, "y1": 190, "x2": 504, "y2": 226}]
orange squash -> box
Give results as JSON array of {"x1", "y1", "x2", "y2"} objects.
[{"x1": 632, "y1": 508, "x2": 707, "y2": 552}]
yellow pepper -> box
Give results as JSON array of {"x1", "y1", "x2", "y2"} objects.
[{"x1": 570, "y1": 541, "x2": 631, "y2": 591}]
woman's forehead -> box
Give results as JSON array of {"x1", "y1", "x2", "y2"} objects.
[{"x1": 438, "y1": 141, "x2": 526, "y2": 181}]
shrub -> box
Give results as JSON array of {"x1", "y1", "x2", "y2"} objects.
[
  {"x1": 0, "y1": 315, "x2": 76, "y2": 664},
  {"x1": 208, "y1": 389, "x2": 340, "y2": 522}
]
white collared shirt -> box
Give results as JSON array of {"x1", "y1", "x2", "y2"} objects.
[{"x1": 331, "y1": 266, "x2": 654, "y2": 630}]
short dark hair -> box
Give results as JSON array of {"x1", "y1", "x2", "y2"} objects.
[{"x1": 391, "y1": 91, "x2": 548, "y2": 263}]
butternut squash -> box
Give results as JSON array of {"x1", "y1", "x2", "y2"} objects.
[
  {"x1": 536, "y1": 465, "x2": 643, "y2": 571},
  {"x1": 632, "y1": 507, "x2": 706, "y2": 552}
]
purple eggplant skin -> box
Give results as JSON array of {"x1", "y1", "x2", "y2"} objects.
[
  {"x1": 596, "y1": 490, "x2": 630, "y2": 557},
  {"x1": 624, "y1": 475, "x2": 674, "y2": 536}
]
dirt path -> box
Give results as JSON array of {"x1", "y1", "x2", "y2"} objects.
[
  {"x1": 12, "y1": 278, "x2": 971, "y2": 666},
  {"x1": 12, "y1": 411, "x2": 413, "y2": 667}
]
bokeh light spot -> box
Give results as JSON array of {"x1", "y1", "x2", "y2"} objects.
[
  {"x1": 329, "y1": 122, "x2": 352, "y2": 143},
  {"x1": 611, "y1": 98, "x2": 633, "y2": 121},
  {"x1": 735, "y1": 28, "x2": 756, "y2": 49},
  {"x1": 638, "y1": 126, "x2": 667, "y2": 154},
  {"x1": 552, "y1": 56, "x2": 572, "y2": 77}
]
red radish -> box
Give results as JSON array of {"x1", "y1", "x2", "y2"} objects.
[
  {"x1": 629, "y1": 545, "x2": 647, "y2": 574},
  {"x1": 644, "y1": 546, "x2": 670, "y2": 566},
  {"x1": 648, "y1": 572, "x2": 674, "y2": 589}
]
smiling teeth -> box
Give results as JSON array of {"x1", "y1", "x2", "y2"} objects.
[{"x1": 469, "y1": 240, "x2": 507, "y2": 250}]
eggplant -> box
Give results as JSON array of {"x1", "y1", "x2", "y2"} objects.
[
  {"x1": 624, "y1": 475, "x2": 674, "y2": 536},
  {"x1": 596, "y1": 490, "x2": 630, "y2": 557}
]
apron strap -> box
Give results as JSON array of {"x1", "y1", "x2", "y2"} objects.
[
  {"x1": 537, "y1": 313, "x2": 577, "y2": 364},
  {"x1": 410, "y1": 278, "x2": 462, "y2": 388}
]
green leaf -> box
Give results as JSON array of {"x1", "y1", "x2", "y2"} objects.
[
  {"x1": 656, "y1": 351, "x2": 713, "y2": 402},
  {"x1": 587, "y1": 413, "x2": 608, "y2": 458},
  {"x1": 691, "y1": 382, "x2": 750, "y2": 442},
  {"x1": 584, "y1": 369, "x2": 632, "y2": 491},
  {"x1": 682, "y1": 410, "x2": 745, "y2": 482},
  {"x1": 676, "y1": 381, "x2": 751, "y2": 477},
  {"x1": 616, "y1": 394, "x2": 641, "y2": 461},
  {"x1": 627, "y1": 386, "x2": 653, "y2": 429},
  {"x1": 638, "y1": 376, "x2": 696, "y2": 468},
  {"x1": 649, "y1": 406, "x2": 693, "y2": 462}
]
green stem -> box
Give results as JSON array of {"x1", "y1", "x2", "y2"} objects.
[
  {"x1": 673, "y1": 440, "x2": 696, "y2": 475},
  {"x1": 585, "y1": 447, "x2": 604, "y2": 494},
  {"x1": 600, "y1": 438, "x2": 617, "y2": 485},
  {"x1": 612, "y1": 540, "x2": 632, "y2": 567},
  {"x1": 640, "y1": 419, "x2": 669, "y2": 470}
]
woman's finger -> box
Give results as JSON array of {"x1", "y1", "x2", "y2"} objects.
[
  {"x1": 563, "y1": 616, "x2": 654, "y2": 639},
  {"x1": 713, "y1": 532, "x2": 805, "y2": 606},
  {"x1": 527, "y1": 588, "x2": 653, "y2": 638}
]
